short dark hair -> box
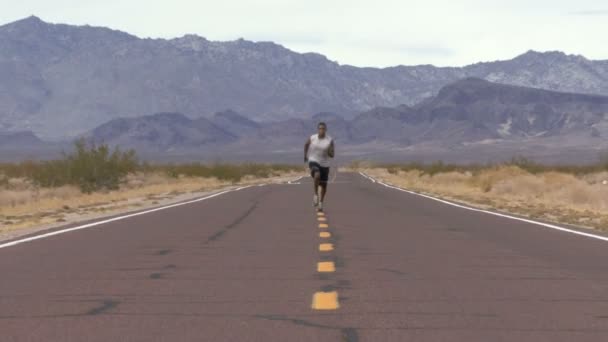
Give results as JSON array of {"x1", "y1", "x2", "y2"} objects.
[{"x1": 318, "y1": 122, "x2": 327, "y2": 128}]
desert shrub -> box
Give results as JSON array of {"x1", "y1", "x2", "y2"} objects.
[
  {"x1": 387, "y1": 167, "x2": 400, "y2": 174},
  {"x1": 505, "y1": 156, "x2": 544, "y2": 174},
  {"x1": 348, "y1": 160, "x2": 376, "y2": 170},
  {"x1": 31, "y1": 139, "x2": 138, "y2": 193},
  {"x1": 599, "y1": 151, "x2": 608, "y2": 170},
  {"x1": 380, "y1": 161, "x2": 485, "y2": 177},
  {"x1": 0, "y1": 174, "x2": 7, "y2": 189},
  {"x1": 157, "y1": 163, "x2": 299, "y2": 183}
]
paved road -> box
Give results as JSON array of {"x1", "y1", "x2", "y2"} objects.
[{"x1": 2, "y1": 172, "x2": 608, "y2": 341}]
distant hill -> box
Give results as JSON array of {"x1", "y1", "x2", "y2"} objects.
[
  {"x1": 5, "y1": 76, "x2": 608, "y2": 164},
  {"x1": 2, "y1": 16, "x2": 608, "y2": 140},
  {"x1": 210, "y1": 110, "x2": 260, "y2": 137},
  {"x1": 395, "y1": 77, "x2": 608, "y2": 144},
  {"x1": 0, "y1": 130, "x2": 45, "y2": 148},
  {"x1": 78, "y1": 79, "x2": 608, "y2": 164},
  {"x1": 87, "y1": 112, "x2": 235, "y2": 152}
]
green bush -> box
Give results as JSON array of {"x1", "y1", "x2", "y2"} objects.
[
  {"x1": 31, "y1": 139, "x2": 138, "y2": 193},
  {"x1": 1, "y1": 150, "x2": 299, "y2": 192}
]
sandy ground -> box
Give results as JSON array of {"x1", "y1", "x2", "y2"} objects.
[
  {"x1": 0, "y1": 173, "x2": 303, "y2": 243},
  {"x1": 362, "y1": 168, "x2": 608, "y2": 232}
]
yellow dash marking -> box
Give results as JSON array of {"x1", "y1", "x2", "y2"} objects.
[
  {"x1": 318, "y1": 217, "x2": 327, "y2": 222},
  {"x1": 312, "y1": 291, "x2": 339, "y2": 310},
  {"x1": 319, "y1": 232, "x2": 331, "y2": 238},
  {"x1": 319, "y1": 243, "x2": 334, "y2": 252},
  {"x1": 317, "y1": 212, "x2": 325, "y2": 217},
  {"x1": 317, "y1": 261, "x2": 335, "y2": 272},
  {"x1": 318, "y1": 223, "x2": 329, "y2": 229}
]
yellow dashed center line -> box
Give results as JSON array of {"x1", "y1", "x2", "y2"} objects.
[
  {"x1": 319, "y1": 243, "x2": 334, "y2": 252},
  {"x1": 312, "y1": 291, "x2": 340, "y2": 310},
  {"x1": 317, "y1": 261, "x2": 335, "y2": 272},
  {"x1": 312, "y1": 212, "x2": 339, "y2": 311}
]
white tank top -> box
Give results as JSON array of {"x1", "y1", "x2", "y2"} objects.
[{"x1": 308, "y1": 134, "x2": 333, "y2": 167}]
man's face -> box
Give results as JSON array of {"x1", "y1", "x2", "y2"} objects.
[{"x1": 318, "y1": 125, "x2": 326, "y2": 136}]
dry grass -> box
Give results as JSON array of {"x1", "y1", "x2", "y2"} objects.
[
  {"x1": 363, "y1": 166, "x2": 608, "y2": 230},
  {"x1": 0, "y1": 170, "x2": 301, "y2": 236},
  {"x1": 1, "y1": 142, "x2": 303, "y2": 238}
]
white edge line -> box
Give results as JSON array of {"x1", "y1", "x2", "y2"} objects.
[
  {"x1": 0, "y1": 186, "x2": 253, "y2": 250},
  {"x1": 359, "y1": 172, "x2": 376, "y2": 183},
  {"x1": 287, "y1": 176, "x2": 304, "y2": 185},
  {"x1": 330, "y1": 167, "x2": 338, "y2": 183},
  {"x1": 359, "y1": 172, "x2": 608, "y2": 243}
]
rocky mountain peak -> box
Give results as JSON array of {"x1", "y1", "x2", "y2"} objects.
[
  {"x1": 171, "y1": 34, "x2": 210, "y2": 51},
  {"x1": 513, "y1": 50, "x2": 588, "y2": 65},
  {"x1": 0, "y1": 15, "x2": 45, "y2": 31}
]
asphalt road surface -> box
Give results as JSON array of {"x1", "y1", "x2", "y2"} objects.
[{"x1": 2, "y1": 172, "x2": 608, "y2": 341}]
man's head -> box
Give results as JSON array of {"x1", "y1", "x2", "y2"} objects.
[{"x1": 317, "y1": 122, "x2": 327, "y2": 137}]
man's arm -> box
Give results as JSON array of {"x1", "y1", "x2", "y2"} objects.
[
  {"x1": 304, "y1": 137, "x2": 311, "y2": 162},
  {"x1": 328, "y1": 140, "x2": 335, "y2": 158}
]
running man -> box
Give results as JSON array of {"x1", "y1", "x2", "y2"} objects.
[{"x1": 304, "y1": 122, "x2": 335, "y2": 211}]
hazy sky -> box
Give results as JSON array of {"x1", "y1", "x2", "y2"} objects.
[{"x1": 1, "y1": 0, "x2": 607, "y2": 67}]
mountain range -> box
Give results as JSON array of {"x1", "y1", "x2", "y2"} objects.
[
  {"x1": 78, "y1": 78, "x2": 608, "y2": 163},
  {"x1": 2, "y1": 16, "x2": 608, "y2": 142}
]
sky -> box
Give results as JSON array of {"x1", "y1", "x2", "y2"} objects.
[{"x1": 0, "y1": 0, "x2": 607, "y2": 67}]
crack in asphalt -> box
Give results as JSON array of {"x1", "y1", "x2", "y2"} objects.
[
  {"x1": 84, "y1": 299, "x2": 120, "y2": 316},
  {"x1": 255, "y1": 314, "x2": 360, "y2": 340},
  {"x1": 205, "y1": 201, "x2": 259, "y2": 244},
  {"x1": 376, "y1": 268, "x2": 408, "y2": 276},
  {"x1": 341, "y1": 327, "x2": 359, "y2": 342}
]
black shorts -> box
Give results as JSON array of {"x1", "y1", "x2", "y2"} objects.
[{"x1": 309, "y1": 162, "x2": 330, "y2": 183}]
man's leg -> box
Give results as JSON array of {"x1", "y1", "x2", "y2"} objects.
[
  {"x1": 313, "y1": 171, "x2": 321, "y2": 197},
  {"x1": 310, "y1": 163, "x2": 321, "y2": 207},
  {"x1": 317, "y1": 167, "x2": 329, "y2": 211},
  {"x1": 320, "y1": 167, "x2": 330, "y2": 202},
  {"x1": 317, "y1": 182, "x2": 327, "y2": 211},
  {"x1": 320, "y1": 182, "x2": 327, "y2": 202}
]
